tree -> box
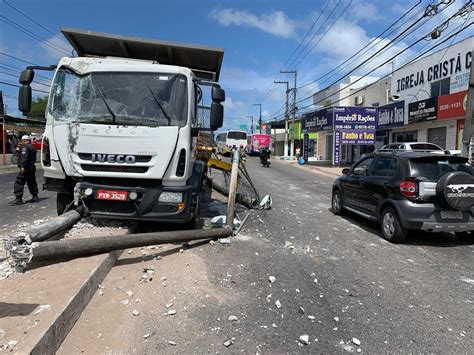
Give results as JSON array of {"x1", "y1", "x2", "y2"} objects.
[{"x1": 28, "y1": 96, "x2": 48, "y2": 120}]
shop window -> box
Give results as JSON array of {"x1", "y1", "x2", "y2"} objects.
[
  {"x1": 371, "y1": 156, "x2": 397, "y2": 177},
  {"x1": 430, "y1": 78, "x2": 450, "y2": 97}
]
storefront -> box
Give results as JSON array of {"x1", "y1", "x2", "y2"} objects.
[
  {"x1": 377, "y1": 100, "x2": 405, "y2": 148},
  {"x1": 389, "y1": 36, "x2": 472, "y2": 149},
  {"x1": 302, "y1": 106, "x2": 378, "y2": 165}
]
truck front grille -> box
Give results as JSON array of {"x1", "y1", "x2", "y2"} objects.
[
  {"x1": 78, "y1": 153, "x2": 152, "y2": 163},
  {"x1": 81, "y1": 164, "x2": 148, "y2": 173}
]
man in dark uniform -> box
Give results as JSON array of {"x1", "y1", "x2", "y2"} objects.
[{"x1": 10, "y1": 135, "x2": 39, "y2": 205}]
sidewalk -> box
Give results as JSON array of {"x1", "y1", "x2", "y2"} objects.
[{"x1": 272, "y1": 157, "x2": 345, "y2": 178}]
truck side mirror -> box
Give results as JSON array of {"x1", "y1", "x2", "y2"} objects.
[
  {"x1": 210, "y1": 102, "x2": 223, "y2": 130},
  {"x1": 19, "y1": 69, "x2": 34, "y2": 114},
  {"x1": 212, "y1": 86, "x2": 225, "y2": 102}
]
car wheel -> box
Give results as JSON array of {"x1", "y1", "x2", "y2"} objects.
[
  {"x1": 381, "y1": 207, "x2": 407, "y2": 243},
  {"x1": 332, "y1": 190, "x2": 344, "y2": 215},
  {"x1": 455, "y1": 231, "x2": 472, "y2": 241}
]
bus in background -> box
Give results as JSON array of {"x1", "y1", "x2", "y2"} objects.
[
  {"x1": 216, "y1": 130, "x2": 248, "y2": 156},
  {"x1": 247, "y1": 134, "x2": 271, "y2": 156}
]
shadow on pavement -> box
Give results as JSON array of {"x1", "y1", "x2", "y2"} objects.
[
  {"x1": 0, "y1": 302, "x2": 40, "y2": 318},
  {"x1": 328, "y1": 207, "x2": 473, "y2": 247}
]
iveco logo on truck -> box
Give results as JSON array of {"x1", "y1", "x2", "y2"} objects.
[{"x1": 91, "y1": 154, "x2": 136, "y2": 164}]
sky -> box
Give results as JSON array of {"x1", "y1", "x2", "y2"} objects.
[{"x1": 0, "y1": 0, "x2": 472, "y2": 132}]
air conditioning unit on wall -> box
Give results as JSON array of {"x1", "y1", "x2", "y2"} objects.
[{"x1": 354, "y1": 95, "x2": 364, "y2": 106}]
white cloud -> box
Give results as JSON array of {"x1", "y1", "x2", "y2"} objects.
[
  {"x1": 210, "y1": 8, "x2": 296, "y2": 38},
  {"x1": 39, "y1": 36, "x2": 73, "y2": 60},
  {"x1": 351, "y1": 0, "x2": 382, "y2": 22}
]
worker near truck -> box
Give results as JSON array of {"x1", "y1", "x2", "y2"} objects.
[{"x1": 10, "y1": 135, "x2": 39, "y2": 205}]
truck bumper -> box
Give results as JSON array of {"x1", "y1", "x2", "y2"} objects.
[
  {"x1": 393, "y1": 200, "x2": 474, "y2": 232},
  {"x1": 78, "y1": 182, "x2": 198, "y2": 223}
]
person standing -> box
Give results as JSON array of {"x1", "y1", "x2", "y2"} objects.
[{"x1": 10, "y1": 135, "x2": 39, "y2": 205}]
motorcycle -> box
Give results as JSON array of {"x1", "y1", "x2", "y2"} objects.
[{"x1": 260, "y1": 148, "x2": 271, "y2": 168}]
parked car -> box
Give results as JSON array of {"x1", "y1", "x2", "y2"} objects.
[
  {"x1": 380, "y1": 142, "x2": 461, "y2": 156},
  {"x1": 331, "y1": 151, "x2": 473, "y2": 242}
]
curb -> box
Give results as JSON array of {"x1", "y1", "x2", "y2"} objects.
[
  {"x1": 29, "y1": 250, "x2": 123, "y2": 355},
  {"x1": 272, "y1": 159, "x2": 341, "y2": 179}
]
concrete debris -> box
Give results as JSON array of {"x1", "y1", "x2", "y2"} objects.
[
  {"x1": 0, "y1": 328, "x2": 5, "y2": 340},
  {"x1": 165, "y1": 303, "x2": 173, "y2": 308},
  {"x1": 308, "y1": 315, "x2": 316, "y2": 320},
  {"x1": 269, "y1": 276, "x2": 276, "y2": 283},
  {"x1": 219, "y1": 238, "x2": 231, "y2": 245},
  {"x1": 126, "y1": 290, "x2": 134, "y2": 298},
  {"x1": 166, "y1": 309, "x2": 177, "y2": 316},
  {"x1": 161, "y1": 276, "x2": 167, "y2": 281},
  {"x1": 127, "y1": 250, "x2": 133, "y2": 254},
  {"x1": 299, "y1": 307, "x2": 305, "y2": 314},
  {"x1": 299, "y1": 335, "x2": 310, "y2": 345},
  {"x1": 209, "y1": 240, "x2": 216, "y2": 245},
  {"x1": 132, "y1": 309, "x2": 140, "y2": 316},
  {"x1": 313, "y1": 278, "x2": 318, "y2": 284},
  {"x1": 143, "y1": 333, "x2": 151, "y2": 339},
  {"x1": 357, "y1": 349, "x2": 362, "y2": 353},
  {"x1": 296, "y1": 288, "x2": 300, "y2": 293},
  {"x1": 121, "y1": 300, "x2": 130, "y2": 306},
  {"x1": 275, "y1": 300, "x2": 282, "y2": 308},
  {"x1": 228, "y1": 315, "x2": 238, "y2": 321},
  {"x1": 168, "y1": 341, "x2": 177, "y2": 346},
  {"x1": 135, "y1": 299, "x2": 142, "y2": 303},
  {"x1": 334, "y1": 317, "x2": 340, "y2": 322},
  {"x1": 223, "y1": 340, "x2": 233, "y2": 347},
  {"x1": 33, "y1": 304, "x2": 52, "y2": 315},
  {"x1": 352, "y1": 337, "x2": 361, "y2": 346},
  {"x1": 272, "y1": 323, "x2": 277, "y2": 328},
  {"x1": 7, "y1": 340, "x2": 18, "y2": 349}
]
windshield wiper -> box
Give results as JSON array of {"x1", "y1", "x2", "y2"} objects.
[
  {"x1": 95, "y1": 83, "x2": 116, "y2": 124},
  {"x1": 144, "y1": 81, "x2": 171, "y2": 126}
]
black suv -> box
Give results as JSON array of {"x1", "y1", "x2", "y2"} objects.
[{"x1": 332, "y1": 152, "x2": 474, "y2": 242}]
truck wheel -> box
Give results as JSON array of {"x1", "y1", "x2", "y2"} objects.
[
  {"x1": 380, "y1": 207, "x2": 407, "y2": 243},
  {"x1": 57, "y1": 192, "x2": 74, "y2": 215},
  {"x1": 455, "y1": 231, "x2": 472, "y2": 241},
  {"x1": 332, "y1": 190, "x2": 344, "y2": 215}
]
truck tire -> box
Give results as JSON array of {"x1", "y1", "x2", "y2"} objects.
[
  {"x1": 57, "y1": 192, "x2": 74, "y2": 216},
  {"x1": 380, "y1": 207, "x2": 407, "y2": 243},
  {"x1": 436, "y1": 172, "x2": 474, "y2": 211}
]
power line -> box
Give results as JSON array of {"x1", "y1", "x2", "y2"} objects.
[
  {"x1": 0, "y1": 80, "x2": 50, "y2": 94},
  {"x1": 0, "y1": 71, "x2": 51, "y2": 88},
  {"x1": 0, "y1": 51, "x2": 38, "y2": 66},
  {"x1": 2, "y1": 0, "x2": 71, "y2": 47},
  {"x1": 298, "y1": 0, "x2": 423, "y2": 89},
  {"x1": 0, "y1": 64, "x2": 52, "y2": 84}
]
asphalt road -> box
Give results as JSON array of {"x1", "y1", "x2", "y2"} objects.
[
  {"x1": 0, "y1": 169, "x2": 56, "y2": 233},
  {"x1": 60, "y1": 157, "x2": 473, "y2": 353}
]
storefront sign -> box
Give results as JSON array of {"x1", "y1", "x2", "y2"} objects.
[
  {"x1": 333, "y1": 106, "x2": 378, "y2": 130},
  {"x1": 303, "y1": 133, "x2": 309, "y2": 162},
  {"x1": 378, "y1": 101, "x2": 405, "y2": 128},
  {"x1": 340, "y1": 130, "x2": 376, "y2": 145},
  {"x1": 437, "y1": 90, "x2": 468, "y2": 120},
  {"x1": 408, "y1": 97, "x2": 438, "y2": 123},
  {"x1": 333, "y1": 131, "x2": 341, "y2": 165},
  {"x1": 301, "y1": 109, "x2": 333, "y2": 132}
]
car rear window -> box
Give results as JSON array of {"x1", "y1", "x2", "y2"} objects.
[
  {"x1": 410, "y1": 143, "x2": 443, "y2": 151},
  {"x1": 410, "y1": 157, "x2": 472, "y2": 181}
]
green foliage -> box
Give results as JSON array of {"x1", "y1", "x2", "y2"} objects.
[{"x1": 28, "y1": 96, "x2": 48, "y2": 120}]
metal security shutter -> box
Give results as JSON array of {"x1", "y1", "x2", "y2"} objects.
[{"x1": 427, "y1": 127, "x2": 447, "y2": 149}]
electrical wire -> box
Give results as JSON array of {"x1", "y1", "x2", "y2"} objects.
[
  {"x1": 0, "y1": 81, "x2": 50, "y2": 94},
  {"x1": 0, "y1": 51, "x2": 38, "y2": 66},
  {"x1": 0, "y1": 71, "x2": 51, "y2": 88}
]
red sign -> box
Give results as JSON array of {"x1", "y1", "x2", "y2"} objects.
[{"x1": 437, "y1": 91, "x2": 468, "y2": 120}]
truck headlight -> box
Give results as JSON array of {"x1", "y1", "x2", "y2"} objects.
[{"x1": 158, "y1": 192, "x2": 183, "y2": 203}]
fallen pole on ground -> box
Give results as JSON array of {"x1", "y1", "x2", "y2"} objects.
[
  {"x1": 7, "y1": 227, "x2": 232, "y2": 269},
  {"x1": 20, "y1": 207, "x2": 86, "y2": 244},
  {"x1": 211, "y1": 180, "x2": 257, "y2": 209}
]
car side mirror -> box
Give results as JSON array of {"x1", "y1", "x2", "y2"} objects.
[
  {"x1": 342, "y1": 168, "x2": 350, "y2": 175},
  {"x1": 210, "y1": 102, "x2": 223, "y2": 130}
]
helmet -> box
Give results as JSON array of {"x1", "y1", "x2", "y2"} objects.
[{"x1": 21, "y1": 135, "x2": 31, "y2": 140}]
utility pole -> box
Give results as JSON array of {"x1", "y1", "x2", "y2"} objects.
[
  {"x1": 0, "y1": 90, "x2": 5, "y2": 166},
  {"x1": 462, "y1": 50, "x2": 473, "y2": 163},
  {"x1": 252, "y1": 103, "x2": 262, "y2": 133},
  {"x1": 247, "y1": 115, "x2": 254, "y2": 134},
  {"x1": 280, "y1": 70, "x2": 297, "y2": 158},
  {"x1": 274, "y1": 80, "x2": 289, "y2": 157}
]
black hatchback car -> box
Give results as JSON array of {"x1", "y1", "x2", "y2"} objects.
[{"x1": 332, "y1": 152, "x2": 474, "y2": 242}]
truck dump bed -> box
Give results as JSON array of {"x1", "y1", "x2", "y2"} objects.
[{"x1": 61, "y1": 27, "x2": 224, "y2": 81}]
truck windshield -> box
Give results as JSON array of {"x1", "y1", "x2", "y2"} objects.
[{"x1": 49, "y1": 69, "x2": 188, "y2": 127}]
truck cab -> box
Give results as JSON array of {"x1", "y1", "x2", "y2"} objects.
[{"x1": 18, "y1": 28, "x2": 226, "y2": 223}]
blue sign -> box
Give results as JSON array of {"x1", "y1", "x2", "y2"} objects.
[
  {"x1": 333, "y1": 130, "x2": 341, "y2": 165},
  {"x1": 302, "y1": 109, "x2": 333, "y2": 132},
  {"x1": 333, "y1": 106, "x2": 378, "y2": 130},
  {"x1": 378, "y1": 101, "x2": 405, "y2": 128}
]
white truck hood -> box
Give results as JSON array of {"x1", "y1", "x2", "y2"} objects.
[{"x1": 53, "y1": 122, "x2": 179, "y2": 179}]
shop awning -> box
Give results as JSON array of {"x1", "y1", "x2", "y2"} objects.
[{"x1": 61, "y1": 28, "x2": 224, "y2": 81}]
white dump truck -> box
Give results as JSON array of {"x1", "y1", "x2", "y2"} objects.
[{"x1": 18, "y1": 28, "x2": 225, "y2": 223}]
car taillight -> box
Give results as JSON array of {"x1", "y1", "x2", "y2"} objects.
[
  {"x1": 42, "y1": 136, "x2": 51, "y2": 167},
  {"x1": 400, "y1": 181, "x2": 416, "y2": 197}
]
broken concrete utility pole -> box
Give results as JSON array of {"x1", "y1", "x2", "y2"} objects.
[
  {"x1": 226, "y1": 149, "x2": 240, "y2": 228},
  {"x1": 20, "y1": 207, "x2": 86, "y2": 244},
  {"x1": 7, "y1": 227, "x2": 232, "y2": 269}
]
